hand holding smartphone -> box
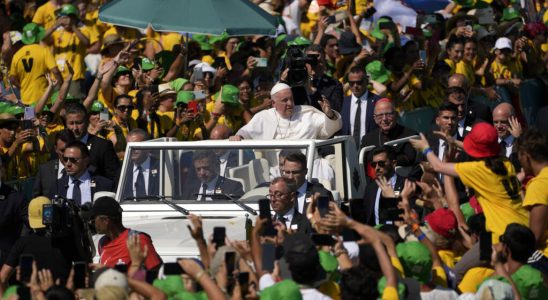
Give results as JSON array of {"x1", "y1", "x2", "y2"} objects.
[{"x1": 19, "y1": 254, "x2": 34, "y2": 283}]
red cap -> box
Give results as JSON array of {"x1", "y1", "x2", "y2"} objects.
[
  {"x1": 317, "y1": 0, "x2": 336, "y2": 9},
  {"x1": 463, "y1": 122, "x2": 500, "y2": 158},
  {"x1": 424, "y1": 208, "x2": 457, "y2": 238}
]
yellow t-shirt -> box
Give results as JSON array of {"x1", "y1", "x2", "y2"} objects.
[
  {"x1": 523, "y1": 167, "x2": 548, "y2": 256},
  {"x1": 458, "y1": 267, "x2": 494, "y2": 294},
  {"x1": 106, "y1": 117, "x2": 138, "y2": 140},
  {"x1": 160, "y1": 32, "x2": 182, "y2": 52},
  {"x1": 433, "y1": 265, "x2": 448, "y2": 288},
  {"x1": 390, "y1": 256, "x2": 405, "y2": 278},
  {"x1": 456, "y1": 60, "x2": 475, "y2": 86},
  {"x1": 444, "y1": 58, "x2": 457, "y2": 75},
  {"x1": 148, "y1": 110, "x2": 175, "y2": 138},
  {"x1": 489, "y1": 59, "x2": 523, "y2": 80},
  {"x1": 1, "y1": 136, "x2": 48, "y2": 181},
  {"x1": 32, "y1": 1, "x2": 59, "y2": 30},
  {"x1": 455, "y1": 160, "x2": 529, "y2": 243},
  {"x1": 10, "y1": 44, "x2": 57, "y2": 105},
  {"x1": 52, "y1": 26, "x2": 99, "y2": 80}
]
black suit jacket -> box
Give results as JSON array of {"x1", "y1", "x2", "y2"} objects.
[
  {"x1": 86, "y1": 134, "x2": 121, "y2": 181},
  {"x1": 33, "y1": 159, "x2": 61, "y2": 197},
  {"x1": 289, "y1": 211, "x2": 313, "y2": 234},
  {"x1": 0, "y1": 185, "x2": 27, "y2": 265},
  {"x1": 351, "y1": 175, "x2": 404, "y2": 225},
  {"x1": 458, "y1": 100, "x2": 492, "y2": 140},
  {"x1": 181, "y1": 176, "x2": 244, "y2": 200},
  {"x1": 50, "y1": 172, "x2": 115, "y2": 203},
  {"x1": 360, "y1": 124, "x2": 418, "y2": 166},
  {"x1": 295, "y1": 181, "x2": 333, "y2": 214},
  {"x1": 121, "y1": 157, "x2": 160, "y2": 200},
  {"x1": 340, "y1": 92, "x2": 382, "y2": 136}
]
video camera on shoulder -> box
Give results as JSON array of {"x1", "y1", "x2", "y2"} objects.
[{"x1": 284, "y1": 45, "x2": 317, "y2": 87}]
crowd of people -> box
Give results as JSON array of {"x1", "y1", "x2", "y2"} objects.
[{"x1": 0, "y1": 0, "x2": 548, "y2": 299}]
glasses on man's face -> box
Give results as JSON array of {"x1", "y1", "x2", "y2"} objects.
[
  {"x1": 282, "y1": 169, "x2": 304, "y2": 175},
  {"x1": 493, "y1": 120, "x2": 510, "y2": 126},
  {"x1": 348, "y1": 80, "x2": 364, "y2": 86},
  {"x1": 374, "y1": 112, "x2": 395, "y2": 119},
  {"x1": 371, "y1": 160, "x2": 386, "y2": 168},
  {"x1": 62, "y1": 156, "x2": 82, "y2": 164},
  {"x1": 117, "y1": 105, "x2": 134, "y2": 111},
  {"x1": 266, "y1": 192, "x2": 289, "y2": 200}
]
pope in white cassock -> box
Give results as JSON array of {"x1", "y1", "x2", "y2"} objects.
[{"x1": 230, "y1": 83, "x2": 342, "y2": 140}]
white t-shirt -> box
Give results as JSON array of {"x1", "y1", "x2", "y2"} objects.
[
  {"x1": 420, "y1": 288, "x2": 459, "y2": 300},
  {"x1": 301, "y1": 288, "x2": 333, "y2": 300}
]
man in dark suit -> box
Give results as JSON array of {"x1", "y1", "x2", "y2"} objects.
[
  {"x1": 447, "y1": 74, "x2": 492, "y2": 140},
  {"x1": 181, "y1": 150, "x2": 244, "y2": 200},
  {"x1": 65, "y1": 103, "x2": 120, "y2": 181},
  {"x1": 33, "y1": 129, "x2": 76, "y2": 197},
  {"x1": 120, "y1": 129, "x2": 160, "y2": 200},
  {"x1": 360, "y1": 99, "x2": 418, "y2": 166},
  {"x1": 52, "y1": 141, "x2": 115, "y2": 205},
  {"x1": 426, "y1": 103, "x2": 460, "y2": 163},
  {"x1": 0, "y1": 162, "x2": 27, "y2": 265},
  {"x1": 351, "y1": 146, "x2": 403, "y2": 226},
  {"x1": 268, "y1": 177, "x2": 312, "y2": 234},
  {"x1": 210, "y1": 125, "x2": 254, "y2": 177},
  {"x1": 281, "y1": 152, "x2": 333, "y2": 214},
  {"x1": 340, "y1": 66, "x2": 382, "y2": 148}
]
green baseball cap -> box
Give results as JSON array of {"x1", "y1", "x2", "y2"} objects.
[
  {"x1": 169, "y1": 78, "x2": 189, "y2": 93},
  {"x1": 193, "y1": 34, "x2": 212, "y2": 51},
  {"x1": 21, "y1": 23, "x2": 45, "y2": 45},
  {"x1": 141, "y1": 57, "x2": 156, "y2": 71},
  {"x1": 50, "y1": 89, "x2": 80, "y2": 103},
  {"x1": 215, "y1": 85, "x2": 240, "y2": 106},
  {"x1": 377, "y1": 276, "x2": 407, "y2": 299},
  {"x1": 396, "y1": 241, "x2": 432, "y2": 284},
  {"x1": 366, "y1": 60, "x2": 391, "y2": 84},
  {"x1": 501, "y1": 7, "x2": 521, "y2": 22},
  {"x1": 0, "y1": 102, "x2": 13, "y2": 114},
  {"x1": 260, "y1": 280, "x2": 302, "y2": 300},
  {"x1": 3, "y1": 285, "x2": 19, "y2": 299},
  {"x1": 90, "y1": 101, "x2": 104, "y2": 113},
  {"x1": 176, "y1": 91, "x2": 194, "y2": 106},
  {"x1": 288, "y1": 36, "x2": 311, "y2": 47},
  {"x1": 319, "y1": 250, "x2": 338, "y2": 273},
  {"x1": 371, "y1": 18, "x2": 392, "y2": 40},
  {"x1": 56, "y1": 4, "x2": 79, "y2": 17},
  {"x1": 511, "y1": 265, "x2": 547, "y2": 300}
]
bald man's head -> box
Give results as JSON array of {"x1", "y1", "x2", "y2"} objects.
[
  {"x1": 448, "y1": 74, "x2": 469, "y2": 91},
  {"x1": 210, "y1": 125, "x2": 232, "y2": 140},
  {"x1": 373, "y1": 99, "x2": 397, "y2": 133},
  {"x1": 492, "y1": 103, "x2": 515, "y2": 139}
]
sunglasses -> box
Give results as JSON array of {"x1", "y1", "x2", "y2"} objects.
[
  {"x1": 62, "y1": 156, "x2": 83, "y2": 164},
  {"x1": 371, "y1": 160, "x2": 386, "y2": 168},
  {"x1": 116, "y1": 105, "x2": 134, "y2": 111},
  {"x1": 348, "y1": 80, "x2": 365, "y2": 86}
]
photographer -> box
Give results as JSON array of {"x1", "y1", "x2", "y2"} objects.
[{"x1": 0, "y1": 197, "x2": 71, "y2": 287}]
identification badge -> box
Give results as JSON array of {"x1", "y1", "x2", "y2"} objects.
[
  {"x1": 151, "y1": 169, "x2": 157, "y2": 175},
  {"x1": 305, "y1": 197, "x2": 312, "y2": 203},
  {"x1": 290, "y1": 224, "x2": 298, "y2": 230}
]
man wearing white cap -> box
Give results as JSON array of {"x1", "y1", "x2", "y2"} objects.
[{"x1": 230, "y1": 82, "x2": 341, "y2": 140}]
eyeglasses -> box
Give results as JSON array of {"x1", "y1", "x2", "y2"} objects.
[
  {"x1": 62, "y1": 156, "x2": 83, "y2": 164},
  {"x1": 116, "y1": 105, "x2": 134, "y2": 111},
  {"x1": 493, "y1": 120, "x2": 510, "y2": 126},
  {"x1": 348, "y1": 80, "x2": 365, "y2": 86},
  {"x1": 266, "y1": 192, "x2": 289, "y2": 199},
  {"x1": 371, "y1": 160, "x2": 386, "y2": 168},
  {"x1": 282, "y1": 169, "x2": 305, "y2": 175},
  {"x1": 374, "y1": 112, "x2": 395, "y2": 119}
]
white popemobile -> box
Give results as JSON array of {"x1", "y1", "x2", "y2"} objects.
[{"x1": 108, "y1": 136, "x2": 372, "y2": 262}]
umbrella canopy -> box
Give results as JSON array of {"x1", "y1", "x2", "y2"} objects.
[{"x1": 99, "y1": 0, "x2": 278, "y2": 36}]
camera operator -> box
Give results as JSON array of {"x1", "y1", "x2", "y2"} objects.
[
  {"x1": 303, "y1": 44, "x2": 344, "y2": 113},
  {"x1": 0, "y1": 197, "x2": 71, "y2": 287}
]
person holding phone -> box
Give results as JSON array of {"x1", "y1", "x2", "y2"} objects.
[
  {"x1": 267, "y1": 177, "x2": 312, "y2": 233},
  {"x1": 166, "y1": 91, "x2": 205, "y2": 141}
]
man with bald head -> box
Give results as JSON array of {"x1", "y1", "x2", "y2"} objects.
[
  {"x1": 445, "y1": 74, "x2": 492, "y2": 139},
  {"x1": 492, "y1": 103, "x2": 521, "y2": 158},
  {"x1": 230, "y1": 82, "x2": 342, "y2": 140},
  {"x1": 360, "y1": 99, "x2": 418, "y2": 166}
]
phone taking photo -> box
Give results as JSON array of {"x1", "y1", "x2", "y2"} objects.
[
  {"x1": 19, "y1": 254, "x2": 34, "y2": 283},
  {"x1": 73, "y1": 261, "x2": 87, "y2": 289},
  {"x1": 213, "y1": 227, "x2": 226, "y2": 248}
]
